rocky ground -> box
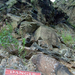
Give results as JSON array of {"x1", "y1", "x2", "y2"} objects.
[{"x1": 0, "y1": 0, "x2": 75, "y2": 75}]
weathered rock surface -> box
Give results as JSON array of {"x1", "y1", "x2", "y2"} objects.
[
  {"x1": 18, "y1": 21, "x2": 40, "y2": 36},
  {"x1": 30, "y1": 53, "x2": 73, "y2": 75},
  {"x1": 34, "y1": 26, "x2": 60, "y2": 48},
  {"x1": 0, "y1": 46, "x2": 9, "y2": 59},
  {"x1": 0, "y1": 0, "x2": 8, "y2": 7},
  {"x1": 0, "y1": 68, "x2": 4, "y2": 75},
  {"x1": 0, "y1": 55, "x2": 26, "y2": 70}
]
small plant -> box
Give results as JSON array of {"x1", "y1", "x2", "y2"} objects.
[
  {"x1": 18, "y1": 38, "x2": 27, "y2": 59},
  {"x1": 22, "y1": 38, "x2": 25, "y2": 46},
  {"x1": 53, "y1": 1, "x2": 57, "y2": 5},
  {"x1": 21, "y1": 50, "x2": 27, "y2": 59},
  {"x1": 18, "y1": 48, "x2": 27, "y2": 59},
  {"x1": 61, "y1": 33, "x2": 75, "y2": 44}
]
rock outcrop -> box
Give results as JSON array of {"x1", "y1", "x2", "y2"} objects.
[
  {"x1": 54, "y1": 0, "x2": 75, "y2": 26},
  {"x1": 34, "y1": 26, "x2": 60, "y2": 48},
  {"x1": 0, "y1": 0, "x2": 75, "y2": 75},
  {"x1": 31, "y1": 53, "x2": 73, "y2": 75}
]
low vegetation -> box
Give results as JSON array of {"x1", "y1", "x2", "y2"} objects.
[
  {"x1": 0, "y1": 23, "x2": 26, "y2": 59},
  {"x1": 62, "y1": 33, "x2": 75, "y2": 44},
  {"x1": 0, "y1": 23, "x2": 18, "y2": 48}
]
